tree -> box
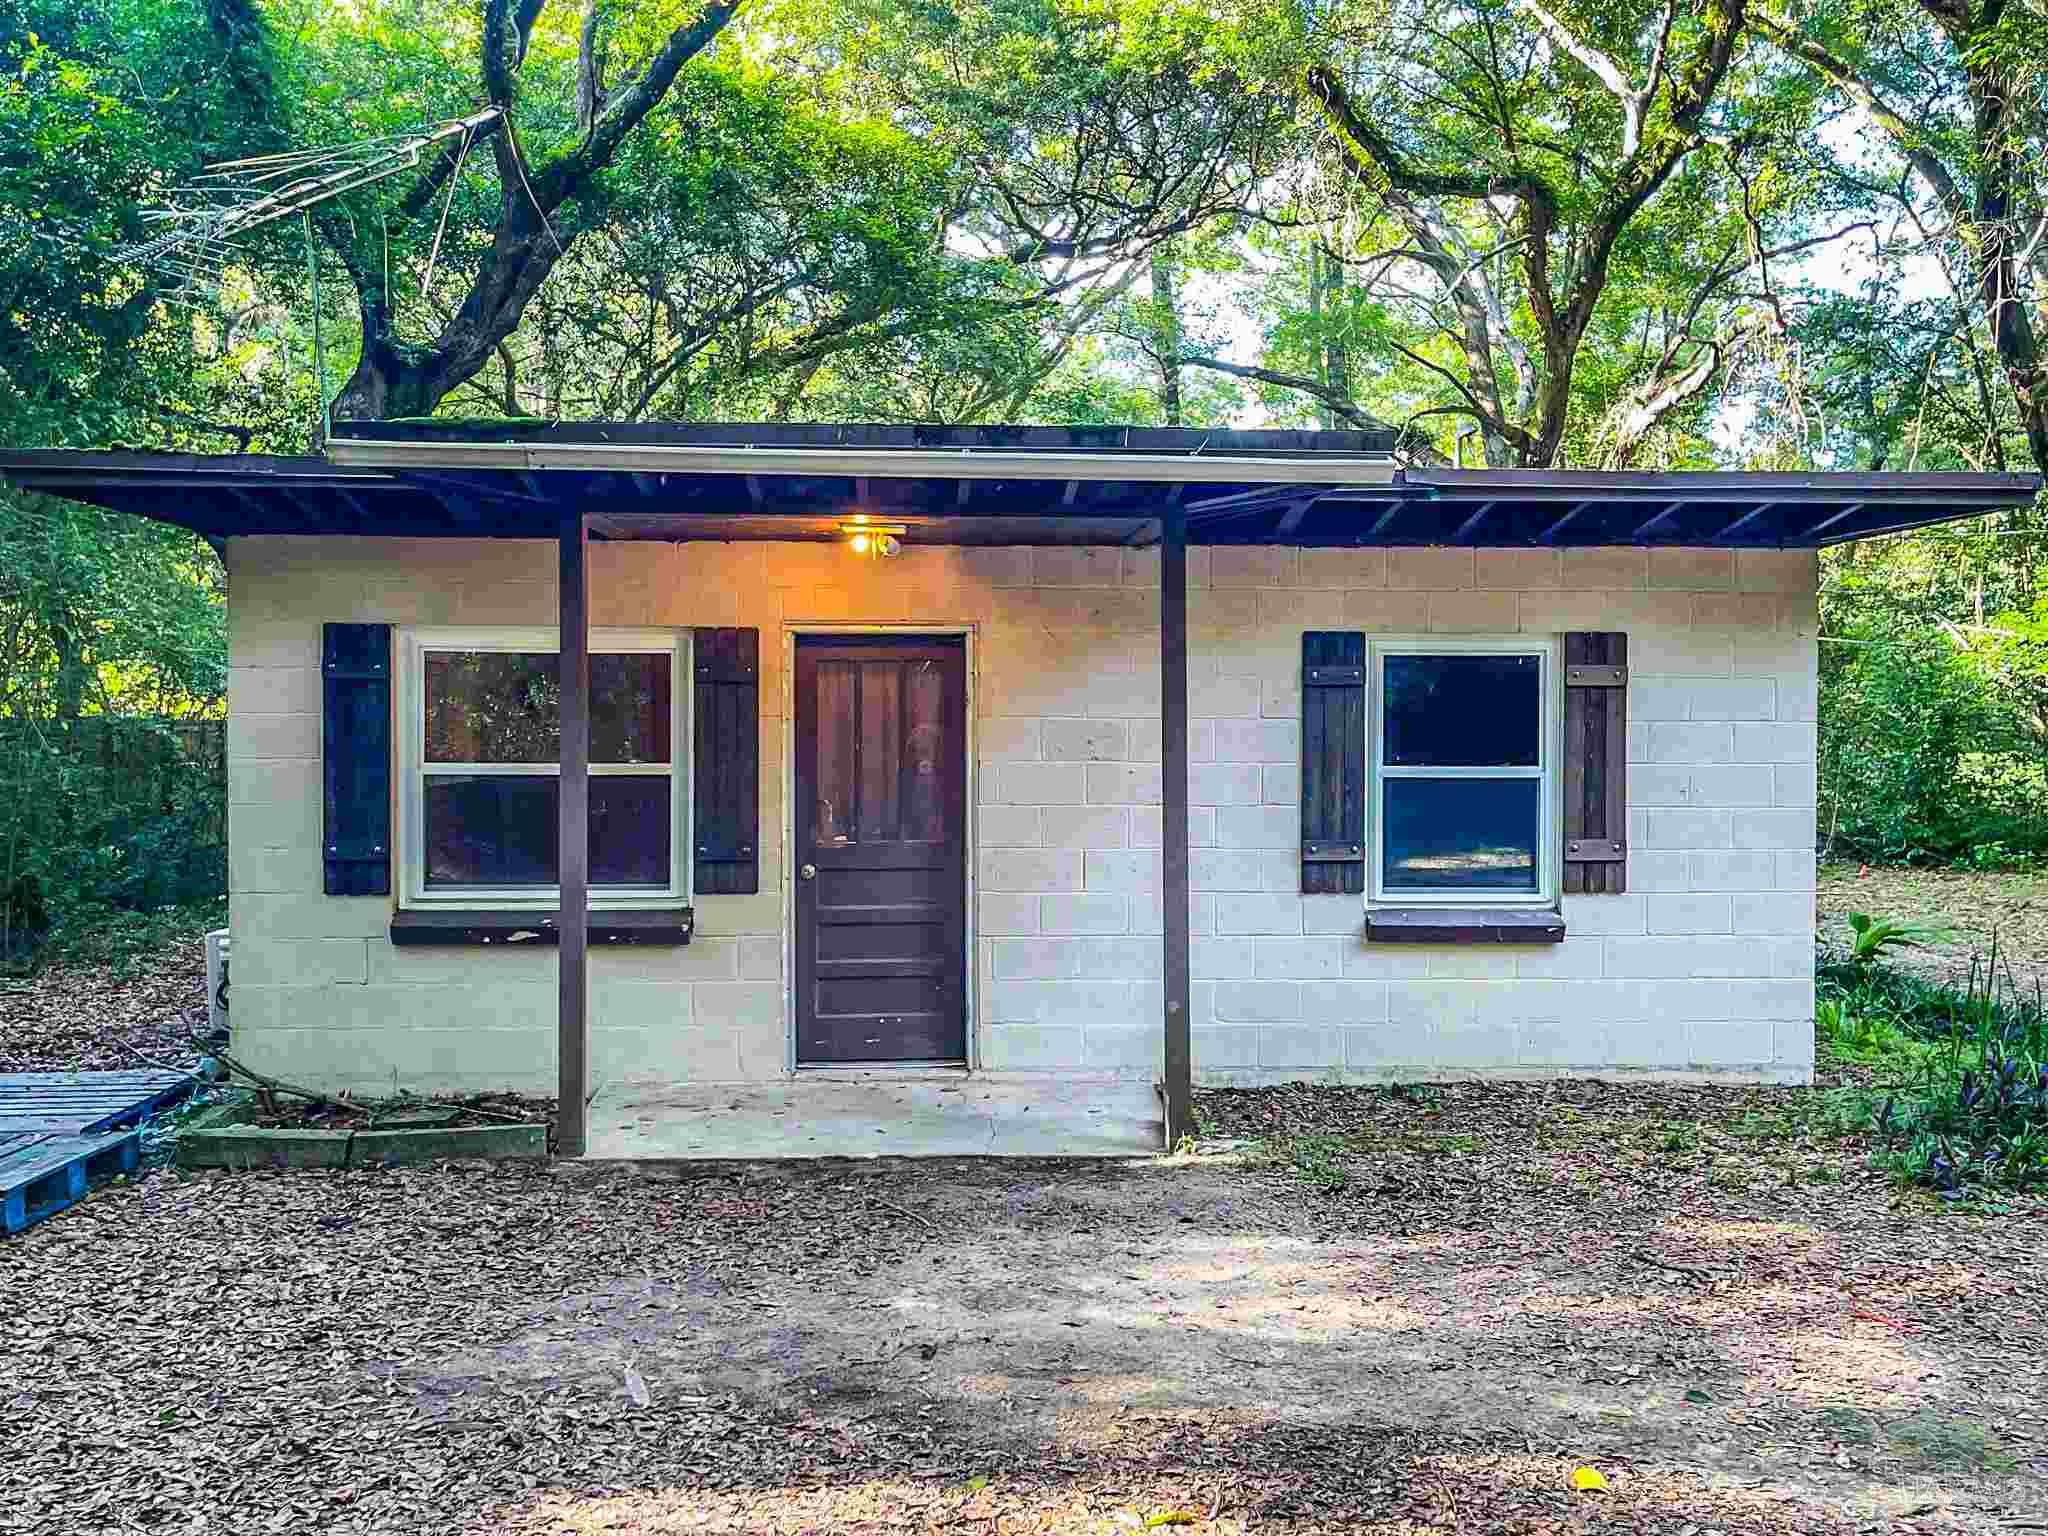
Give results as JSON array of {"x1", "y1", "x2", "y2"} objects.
[
  {"x1": 1753, "y1": 0, "x2": 2048, "y2": 476},
  {"x1": 1200, "y1": 0, "x2": 1838, "y2": 466}
]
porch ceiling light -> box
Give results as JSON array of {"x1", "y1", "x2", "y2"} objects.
[{"x1": 840, "y1": 519, "x2": 906, "y2": 558}]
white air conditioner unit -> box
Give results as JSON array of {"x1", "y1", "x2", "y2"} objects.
[{"x1": 205, "y1": 928, "x2": 231, "y2": 1046}]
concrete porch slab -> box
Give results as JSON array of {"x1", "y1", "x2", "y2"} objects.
[{"x1": 584, "y1": 1074, "x2": 1164, "y2": 1160}]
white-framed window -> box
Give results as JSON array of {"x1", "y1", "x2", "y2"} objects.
[
  {"x1": 396, "y1": 627, "x2": 690, "y2": 909},
  {"x1": 1369, "y1": 638, "x2": 1559, "y2": 907}
]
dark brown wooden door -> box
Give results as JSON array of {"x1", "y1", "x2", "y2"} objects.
[{"x1": 794, "y1": 636, "x2": 967, "y2": 1065}]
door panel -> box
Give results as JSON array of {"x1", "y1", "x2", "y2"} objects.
[{"x1": 795, "y1": 637, "x2": 967, "y2": 1065}]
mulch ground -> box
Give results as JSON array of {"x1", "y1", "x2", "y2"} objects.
[
  {"x1": 1819, "y1": 864, "x2": 2048, "y2": 998},
  {"x1": 0, "y1": 933, "x2": 210, "y2": 1072},
  {"x1": 4, "y1": 1078, "x2": 2045, "y2": 1535}
]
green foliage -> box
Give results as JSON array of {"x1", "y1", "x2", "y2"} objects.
[
  {"x1": 1818, "y1": 945, "x2": 2048, "y2": 1195},
  {"x1": 1818, "y1": 601, "x2": 2048, "y2": 864},
  {"x1": 1844, "y1": 911, "x2": 1951, "y2": 968}
]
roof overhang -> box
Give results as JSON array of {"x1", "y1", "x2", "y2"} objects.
[{"x1": 0, "y1": 422, "x2": 2037, "y2": 548}]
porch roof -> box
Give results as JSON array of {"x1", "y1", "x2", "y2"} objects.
[{"x1": 0, "y1": 420, "x2": 2037, "y2": 547}]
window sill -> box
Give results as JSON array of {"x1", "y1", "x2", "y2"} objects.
[
  {"x1": 1365, "y1": 908, "x2": 1565, "y2": 945},
  {"x1": 389, "y1": 908, "x2": 693, "y2": 947}
]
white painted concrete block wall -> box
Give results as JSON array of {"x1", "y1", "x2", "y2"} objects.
[{"x1": 225, "y1": 536, "x2": 1817, "y2": 1096}]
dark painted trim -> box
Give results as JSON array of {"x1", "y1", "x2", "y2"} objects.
[
  {"x1": 1365, "y1": 909, "x2": 1566, "y2": 944},
  {"x1": 390, "y1": 909, "x2": 693, "y2": 946}
]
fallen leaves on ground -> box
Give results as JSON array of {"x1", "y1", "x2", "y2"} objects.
[
  {"x1": 0, "y1": 933, "x2": 208, "y2": 1072},
  {"x1": 2, "y1": 1073, "x2": 2044, "y2": 1534},
  {"x1": 1819, "y1": 863, "x2": 2048, "y2": 996}
]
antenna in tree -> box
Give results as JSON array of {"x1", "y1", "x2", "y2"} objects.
[{"x1": 112, "y1": 108, "x2": 503, "y2": 296}]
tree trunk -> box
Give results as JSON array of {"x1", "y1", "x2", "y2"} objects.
[
  {"x1": 1324, "y1": 254, "x2": 1352, "y2": 420},
  {"x1": 1149, "y1": 244, "x2": 1184, "y2": 426}
]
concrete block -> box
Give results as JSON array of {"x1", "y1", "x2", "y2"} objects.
[
  {"x1": 1732, "y1": 723, "x2": 1815, "y2": 763},
  {"x1": 978, "y1": 717, "x2": 1041, "y2": 761},
  {"x1": 1086, "y1": 763, "x2": 1163, "y2": 805},
  {"x1": 352, "y1": 1125, "x2": 546, "y2": 1163},
  {"x1": 980, "y1": 848, "x2": 1082, "y2": 892},
  {"x1": 230, "y1": 713, "x2": 320, "y2": 760},
  {"x1": 1299, "y1": 980, "x2": 1391, "y2": 1025},
  {"x1": 1191, "y1": 762, "x2": 1264, "y2": 805},
  {"x1": 1032, "y1": 547, "x2": 1121, "y2": 586},
  {"x1": 1518, "y1": 1020, "x2": 1613, "y2": 1068},
  {"x1": 1631, "y1": 766, "x2": 1695, "y2": 806},
  {"x1": 229, "y1": 667, "x2": 320, "y2": 716},
  {"x1": 1731, "y1": 810, "x2": 1815, "y2": 851},
  {"x1": 1562, "y1": 547, "x2": 1648, "y2": 589},
  {"x1": 1193, "y1": 1026, "x2": 1263, "y2": 1069},
  {"x1": 1344, "y1": 590, "x2": 1434, "y2": 631},
  {"x1": 985, "y1": 762, "x2": 1086, "y2": 805},
  {"x1": 1688, "y1": 766, "x2": 1776, "y2": 806},
  {"x1": 1043, "y1": 718, "x2": 1127, "y2": 761},
  {"x1": 1193, "y1": 937, "x2": 1254, "y2": 980},
  {"x1": 1424, "y1": 948, "x2": 1520, "y2": 980},
  {"x1": 993, "y1": 938, "x2": 1072, "y2": 979},
  {"x1": 1689, "y1": 851, "x2": 1778, "y2": 891},
  {"x1": 1429, "y1": 590, "x2": 1519, "y2": 633},
  {"x1": 1084, "y1": 849, "x2": 1160, "y2": 893},
  {"x1": 1435, "y1": 1019, "x2": 1520, "y2": 1069},
  {"x1": 1689, "y1": 1018, "x2": 1776, "y2": 1067},
  {"x1": 1040, "y1": 805, "x2": 1127, "y2": 849},
  {"x1": 1257, "y1": 1026, "x2": 1345, "y2": 1068},
  {"x1": 1069, "y1": 937, "x2": 1164, "y2": 979},
  {"x1": 229, "y1": 797, "x2": 323, "y2": 853},
  {"x1": 1629, "y1": 852, "x2": 1692, "y2": 892},
  {"x1": 1213, "y1": 806, "x2": 1298, "y2": 848},
  {"x1": 1514, "y1": 939, "x2": 1605, "y2": 979},
  {"x1": 1084, "y1": 1028, "x2": 1161, "y2": 1071},
  {"x1": 1258, "y1": 588, "x2": 1348, "y2": 628},
  {"x1": 1731, "y1": 891, "x2": 1811, "y2": 935},
  {"x1": 1190, "y1": 589, "x2": 1260, "y2": 628},
  {"x1": 1386, "y1": 547, "x2": 1474, "y2": 589},
  {"x1": 980, "y1": 893, "x2": 1040, "y2": 935},
  {"x1": 1298, "y1": 548, "x2": 1385, "y2": 587},
  {"x1": 1644, "y1": 893, "x2": 1733, "y2": 934},
  {"x1": 1476, "y1": 548, "x2": 1561, "y2": 589},
  {"x1": 990, "y1": 980, "x2": 1143, "y2": 1026},
  {"x1": 1193, "y1": 850, "x2": 1273, "y2": 892},
  {"x1": 1190, "y1": 674, "x2": 1263, "y2": 717},
  {"x1": 977, "y1": 806, "x2": 1042, "y2": 845},
  {"x1": 1302, "y1": 895, "x2": 1365, "y2": 934},
  {"x1": 1773, "y1": 764, "x2": 1818, "y2": 808},
  {"x1": 1387, "y1": 981, "x2": 1483, "y2": 1030},
  {"x1": 1632, "y1": 630, "x2": 1735, "y2": 674},
  {"x1": 1644, "y1": 809, "x2": 1732, "y2": 849},
  {"x1": 1692, "y1": 593, "x2": 1779, "y2": 631},
  {"x1": 1213, "y1": 893, "x2": 1303, "y2": 935},
  {"x1": 1342, "y1": 944, "x2": 1433, "y2": 979},
  {"x1": 230, "y1": 843, "x2": 322, "y2": 894},
  {"x1": 228, "y1": 758, "x2": 321, "y2": 807},
  {"x1": 1646, "y1": 723, "x2": 1733, "y2": 764},
  {"x1": 233, "y1": 938, "x2": 370, "y2": 987},
  {"x1": 1085, "y1": 670, "x2": 1161, "y2": 718},
  {"x1": 1648, "y1": 548, "x2": 1734, "y2": 590},
  {"x1": 1688, "y1": 677, "x2": 1776, "y2": 721},
  {"x1": 594, "y1": 1024, "x2": 741, "y2": 1083},
  {"x1": 1236, "y1": 750, "x2": 1288, "y2": 805},
  {"x1": 1213, "y1": 981, "x2": 1302, "y2": 1023},
  {"x1": 1604, "y1": 936, "x2": 1762, "y2": 979},
  {"x1": 1557, "y1": 893, "x2": 1646, "y2": 934},
  {"x1": 1737, "y1": 549, "x2": 1818, "y2": 594},
  {"x1": 1254, "y1": 937, "x2": 1346, "y2": 979},
  {"x1": 1631, "y1": 677, "x2": 1696, "y2": 722},
  {"x1": 1776, "y1": 852, "x2": 1818, "y2": 891},
  {"x1": 232, "y1": 893, "x2": 392, "y2": 941},
  {"x1": 1211, "y1": 719, "x2": 1296, "y2": 763},
  {"x1": 1040, "y1": 894, "x2": 1128, "y2": 934},
  {"x1": 983, "y1": 1026, "x2": 1086, "y2": 1070},
  {"x1": 1344, "y1": 1021, "x2": 1436, "y2": 1068},
  {"x1": 1210, "y1": 547, "x2": 1297, "y2": 587}
]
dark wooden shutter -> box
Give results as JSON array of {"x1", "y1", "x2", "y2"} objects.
[
  {"x1": 1562, "y1": 632, "x2": 1628, "y2": 894},
  {"x1": 694, "y1": 627, "x2": 760, "y2": 895},
  {"x1": 322, "y1": 623, "x2": 392, "y2": 896},
  {"x1": 1300, "y1": 631, "x2": 1367, "y2": 894}
]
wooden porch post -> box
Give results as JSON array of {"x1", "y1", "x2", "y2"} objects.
[
  {"x1": 1160, "y1": 504, "x2": 1193, "y2": 1147},
  {"x1": 557, "y1": 512, "x2": 590, "y2": 1157}
]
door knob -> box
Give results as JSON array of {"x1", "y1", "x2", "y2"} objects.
[{"x1": 800, "y1": 863, "x2": 817, "y2": 881}]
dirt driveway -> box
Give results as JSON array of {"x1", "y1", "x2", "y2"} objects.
[{"x1": 4, "y1": 1080, "x2": 2045, "y2": 1535}]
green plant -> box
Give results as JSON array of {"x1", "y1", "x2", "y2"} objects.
[{"x1": 1844, "y1": 911, "x2": 1952, "y2": 968}]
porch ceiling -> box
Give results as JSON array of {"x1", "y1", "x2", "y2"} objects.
[{"x1": 0, "y1": 421, "x2": 2037, "y2": 547}]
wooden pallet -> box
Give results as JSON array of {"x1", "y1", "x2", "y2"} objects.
[
  {"x1": 1, "y1": 1128, "x2": 141, "y2": 1237},
  {"x1": 0, "y1": 1070, "x2": 194, "y2": 1135}
]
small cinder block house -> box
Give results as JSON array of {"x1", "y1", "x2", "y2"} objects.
[{"x1": 6, "y1": 425, "x2": 2037, "y2": 1156}]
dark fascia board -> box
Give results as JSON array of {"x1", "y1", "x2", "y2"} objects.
[
  {"x1": 1404, "y1": 466, "x2": 2044, "y2": 505},
  {"x1": 1, "y1": 448, "x2": 2039, "y2": 548},
  {"x1": 340, "y1": 418, "x2": 1405, "y2": 458}
]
